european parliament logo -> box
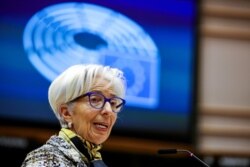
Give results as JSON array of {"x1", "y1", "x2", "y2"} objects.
[{"x1": 23, "y1": 2, "x2": 160, "y2": 108}]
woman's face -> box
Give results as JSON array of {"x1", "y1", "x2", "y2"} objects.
[{"x1": 67, "y1": 79, "x2": 118, "y2": 144}]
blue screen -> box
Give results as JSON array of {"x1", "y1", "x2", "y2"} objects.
[{"x1": 0, "y1": 0, "x2": 198, "y2": 141}]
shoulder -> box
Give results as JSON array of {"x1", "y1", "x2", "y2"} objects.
[
  {"x1": 21, "y1": 135, "x2": 86, "y2": 167},
  {"x1": 21, "y1": 142, "x2": 72, "y2": 167}
]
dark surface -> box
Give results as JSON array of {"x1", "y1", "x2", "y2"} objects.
[{"x1": 0, "y1": 137, "x2": 207, "y2": 167}]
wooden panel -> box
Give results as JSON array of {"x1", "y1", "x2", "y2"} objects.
[
  {"x1": 0, "y1": 125, "x2": 193, "y2": 155},
  {"x1": 200, "y1": 106, "x2": 250, "y2": 118},
  {"x1": 202, "y1": 2, "x2": 250, "y2": 20},
  {"x1": 0, "y1": 126, "x2": 57, "y2": 143},
  {"x1": 198, "y1": 115, "x2": 250, "y2": 137},
  {"x1": 201, "y1": 25, "x2": 250, "y2": 40},
  {"x1": 200, "y1": 1, "x2": 250, "y2": 40},
  {"x1": 104, "y1": 136, "x2": 193, "y2": 155},
  {"x1": 198, "y1": 136, "x2": 250, "y2": 157}
]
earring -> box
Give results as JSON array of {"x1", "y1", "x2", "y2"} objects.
[{"x1": 68, "y1": 122, "x2": 72, "y2": 128}]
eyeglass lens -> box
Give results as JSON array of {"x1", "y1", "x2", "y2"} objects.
[{"x1": 88, "y1": 93, "x2": 123, "y2": 112}]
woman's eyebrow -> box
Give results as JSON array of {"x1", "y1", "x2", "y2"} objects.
[
  {"x1": 90, "y1": 90, "x2": 102, "y2": 93},
  {"x1": 91, "y1": 90, "x2": 116, "y2": 97}
]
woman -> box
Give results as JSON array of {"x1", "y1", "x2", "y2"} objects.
[{"x1": 21, "y1": 64, "x2": 126, "y2": 167}]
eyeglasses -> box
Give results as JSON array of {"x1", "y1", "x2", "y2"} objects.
[{"x1": 71, "y1": 91, "x2": 126, "y2": 113}]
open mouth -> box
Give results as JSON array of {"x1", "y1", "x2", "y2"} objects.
[{"x1": 94, "y1": 122, "x2": 109, "y2": 130}]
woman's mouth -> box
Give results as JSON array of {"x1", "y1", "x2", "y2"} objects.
[{"x1": 94, "y1": 122, "x2": 109, "y2": 131}]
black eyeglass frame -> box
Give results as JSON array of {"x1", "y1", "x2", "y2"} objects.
[{"x1": 69, "y1": 91, "x2": 126, "y2": 113}]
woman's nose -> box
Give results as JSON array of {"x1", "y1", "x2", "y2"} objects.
[{"x1": 101, "y1": 101, "x2": 113, "y2": 114}]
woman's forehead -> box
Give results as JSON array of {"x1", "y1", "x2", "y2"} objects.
[{"x1": 90, "y1": 78, "x2": 115, "y2": 95}]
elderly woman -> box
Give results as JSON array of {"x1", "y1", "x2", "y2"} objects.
[{"x1": 21, "y1": 64, "x2": 126, "y2": 167}]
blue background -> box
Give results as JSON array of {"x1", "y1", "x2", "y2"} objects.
[{"x1": 0, "y1": 0, "x2": 198, "y2": 141}]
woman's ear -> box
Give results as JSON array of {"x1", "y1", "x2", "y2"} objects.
[{"x1": 59, "y1": 104, "x2": 72, "y2": 123}]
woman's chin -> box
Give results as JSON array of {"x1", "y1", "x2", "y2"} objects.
[{"x1": 88, "y1": 133, "x2": 109, "y2": 144}]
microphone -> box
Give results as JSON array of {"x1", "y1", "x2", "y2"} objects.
[{"x1": 158, "y1": 149, "x2": 210, "y2": 167}]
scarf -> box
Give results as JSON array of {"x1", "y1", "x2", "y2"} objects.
[{"x1": 59, "y1": 128, "x2": 103, "y2": 165}]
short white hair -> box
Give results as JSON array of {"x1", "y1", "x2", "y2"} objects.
[{"x1": 48, "y1": 64, "x2": 126, "y2": 127}]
